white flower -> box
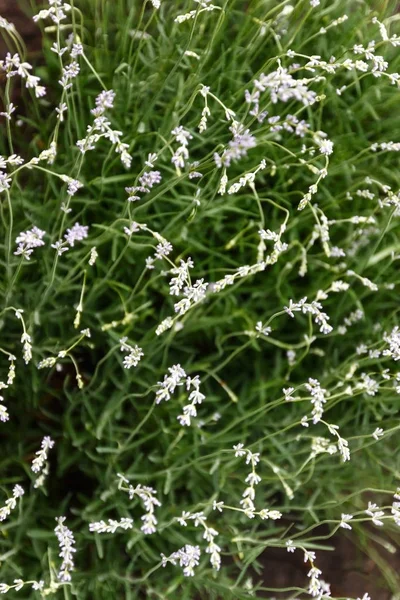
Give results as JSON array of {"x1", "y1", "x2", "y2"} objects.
[
  {"x1": 365, "y1": 501, "x2": 385, "y2": 526},
  {"x1": 318, "y1": 139, "x2": 334, "y2": 155},
  {"x1": 14, "y1": 226, "x2": 46, "y2": 260},
  {"x1": 162, "y1": 544, "x2": 200, "y2": 577},
  {"x1": 286, "y1": 539, "x2": 296, "y2": 552},
  {"x1": 259, "y1": 508, "x2": 282, "y2": 520},
  {"x1": 304, "y1": 550, "x2": 316, "y2": 562},
  {"x1": 138, "y1": 170, "x2": 162, "y2": 191},
  {"x1": 64, "y1": 222, "x2": 89, "y2": 247},
  {"x1": 145, "y1": 153, "x2": 158, "y2": 167},
  {"x1": 233, "y1": 443, "x2": 246, "y2": 457},
  {"x1": 340, "y1": 513, "x2": 353, "y2": 530},
  {"x1": 71, "y1": 43, "x2": 83, "y2": 58},
  {"x1": 372, "y1": 427, "x2": 384, "y2": 440},
  {"x1": 155, "y1": 364, "x2": 186, "y2": 404},
  {"x1": 119, "y1": 338, "x2": 144, "y2": 368},
  {"x1": 245, "y1": 472, "x2": 261, "y2": 486},
  {"x1": 155, "y1": 240, "x2": 173, "y2": 260},
  {"x1": 67, "y1": 179, "x2": 83, "y2": 196},
  {"x1": 255, "y1": 321, "x2": 272, "y2": 336}
]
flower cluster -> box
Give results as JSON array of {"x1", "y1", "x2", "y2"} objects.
[
  {"x1": 31, "y1": 436, "x2": 55, "y2": 488},
  {"x1": 325, "y1": 423, "x2": 351, "y2": 462},
  {"x1": 0, "y1": 52, "x2": 46, "y2": 98},
  {"x1": 115, "y1": 474, "x2": 162, "y2": 535},
  {"x1": 155, "y1": 365, "x2": 205, "y2": 426},
  {"x1": 258, "y1": 225, "x2": 288, "y2": 261},
  {"x1": 155, "y1": 366, "x2": 188, "y2": 402},
  {"x1": 253, "y1": 63, "x2": 317, "y2": 106},
  {"x1": 174, "y1": 278, "x2": 208, "y2": 317},
  {"x1": 161, "y1": 544, "x2": 201, "y2": 577},
  {"x1": 304, "y1": 378, "x2": 328, "y2": 424},
  {"x1": 175, "y1": 0, "x2": 220, "y2": 24},
  {"x1": 127, "y1": 483, "x2": 161, "y2": 535},
  {"x1": 365, "y1": 502, "x2": 385, "y2": 527},
  {"x1": 392, "y1": 488, "x2": 400, "y2": 527},
  {"x1": 33, "y1": 0, "x2": 71, "y2": 24},
  {"x1": 51, "y1": 222, "x2": 89, "y2": 256},
  {"x1": 31, "y1": 436, "x2": 55, "y2": 473},
  {"x1": 227, "y1": 159, "x2": 267, "y2": 195},
  {"x1": 76, "y1": 90, "x2": 132, "y2": 168},
  {"x1": 171, "y1": 126, "x2": 193, "y2": 169},
  {"x1": 177, "y1": 511, "x2": 221, "y2": 570},
  {"x1": 0, "y1": 392, "x2": 9, "y2": 423},
  {"x1": 233, "y1": 443, "x2": 261, "y2": 518},
  {"x1": 59, "y1": 60, "x2": 80, "y2": 91},
  {"x1": 198, "y1": 85, "x2": 211, "y2": 132},
  {"x1": 14, "y1": 310, "x2": 33, "y2": 365},
  {"x1": 177, "y1": 375, "x2": 205, "y2": 426},
  {"x1": 282, "y1": 543, "x2": 330, "y2": 598},
  {"x1": 168, "y1": 257, "x2": 194, "y2": 296},
  {"x1": 0, "y1": 580, "x2": 45, "y2": 595},
  {"x1": 383, "y1": 326, "x2": 400, "y2": 361},
  {"x1": 60, "y1": 176, "x2": 83, "y2": 198},
  {"x1": 284, "y1": 296, "x2": 333, "y2": 335},
  {"x1": 309, "y1": 436, "x2": 338, "y2": 458},
  {"x1": 14, "y1": 226, "x2": 46, "y2": 261},
  {"x1": 54, "y1": 517, "x2": 76, "y2": 582},
  {"x1": 21, "y1": 332, "x2": 33, "y2": 369},
  {"x1": 0, "y1": 485, "x2": 24, "y2": 522},
  {"x1": 119, "y1": 337, "x2": 144, "y2": 369},
  {"x1": 125, "y1": 166, "x2": 162, "y2": 202},
  {"x1": 233, "y1": 444, "x2": 282, "y2": 521},
  {"x1": 214, "y1": 121, "x2": 257, "y2": 168},
  {"x1": 89, "y1": 518, "x2": 133, "y2": 534}
]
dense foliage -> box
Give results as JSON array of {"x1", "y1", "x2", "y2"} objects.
[{"x1": 0, "y1": 0, "x2": 400, "y2": 598}]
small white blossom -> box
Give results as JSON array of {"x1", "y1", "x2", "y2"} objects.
[
  {"x1": 340, "y1": 513, "x2": 353, "y2": 530},
  {"x1": 372, "y1": 427, "x2": 384, "y2": 440},
  {"x1": 286, "y1": 539, "x2": 296, "y2": 552},
  {"x1": 89, "y1": 247, "x2": 98, "y2": 266},
  {"x1": 365, "y1": 502, "x2": 385, "y2": 526}
]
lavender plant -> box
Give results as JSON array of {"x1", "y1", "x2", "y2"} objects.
[{"x1": 0, "y1": 0, "x2": 400, "y2": 598}]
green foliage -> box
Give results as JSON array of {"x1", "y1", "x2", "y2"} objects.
[{"x1": 0, "y1": 0, "x2": 400, "y2": 598}]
